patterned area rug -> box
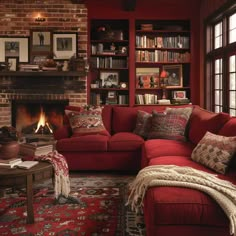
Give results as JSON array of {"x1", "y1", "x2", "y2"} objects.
[{"x1": 0, "y1": 173, "x2": 145, "y2": 236}]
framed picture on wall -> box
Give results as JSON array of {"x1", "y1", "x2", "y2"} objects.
[
  {"x1": 53, "y1": 32, "x2": 77, "y2": 60},
  {"x1": 30, "y1": 30, "x2": 52, "y2": 61},
  {"x1": 163, "y1": 64, "x2": 183, "y2": 88},
  {"x1": 0, "y1": 37, "x2": 29, "y2": 62}
]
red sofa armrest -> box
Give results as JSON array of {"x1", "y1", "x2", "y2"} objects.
[{"x1": 53, "y1": 125, "x2": 72, "y2": 140}]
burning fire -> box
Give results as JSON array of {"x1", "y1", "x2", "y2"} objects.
[{"x1": 35, "y1": 107, "x2": 53, "y2": 134}]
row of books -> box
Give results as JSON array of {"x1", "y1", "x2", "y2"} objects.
[
  {"x1": 135, "y1": 94, "x2": 191, "y2": 105},
  {"x1": 136, "y1": 35, "x2": 190, "y2": 49},
  {"x1": 135, "y1": 94, "x2": 159, "y2": 105},
  {"x1": 19, "y1": 64, "x2": 40, "y2": 71},
  {"x1": 90, "y1": 57, "x2": 128, "y2": 69},
  {"x1": 136, "y1": 50, "x2": 190, "y2": 63}
]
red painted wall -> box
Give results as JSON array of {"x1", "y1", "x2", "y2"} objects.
[{"x1": 86, "y1": 0, "x2": 201, "y2": 105}]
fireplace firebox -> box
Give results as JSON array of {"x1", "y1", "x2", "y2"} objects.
[{"x1": 12, "y1": 100, "x2": 69, "y2": 136}]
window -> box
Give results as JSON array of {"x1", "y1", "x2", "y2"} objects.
[
  {"x1": 205, "y1": 1, "x2": 236, "y2": 116},
  {"x1": 214, "y1": 22, "x2": 222, "y2": 49},
  {"x1": 229, "y1": 13, "x2": 236, "y2": 44},
  {"x1": 214, "y1": 59, "x2": 223, "y2": 113},
  {"x1": 229, "y1": 55, "x2": 236, "y2": 116}
]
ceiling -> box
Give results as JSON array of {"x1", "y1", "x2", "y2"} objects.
[{"x1": 71, "y1": 0, "x2": 137, "y2": 11}]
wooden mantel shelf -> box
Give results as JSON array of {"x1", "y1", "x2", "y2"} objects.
[{"x1": 0, "y1": 71, "x2": 87, "y2": 77}]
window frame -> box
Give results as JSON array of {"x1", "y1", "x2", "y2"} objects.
[{"x1": 204, "y1": 0, "x2": 236, "y2": 115}]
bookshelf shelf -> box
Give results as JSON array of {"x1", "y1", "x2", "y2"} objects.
[
  {"x1": 89, "y1": 19, "x2": 129, "y2": 106},
  {"x1": 135, "y1": 19, "x2": 191, "y2": 105}
]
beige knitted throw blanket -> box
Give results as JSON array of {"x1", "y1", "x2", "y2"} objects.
[{"x1": 126, "y1": 165, "x2": 236, "y2": 236}]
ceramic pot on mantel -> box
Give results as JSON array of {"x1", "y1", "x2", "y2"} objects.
[{"x1": 0, "y1": 141, "x2": 20, "y2": 160}]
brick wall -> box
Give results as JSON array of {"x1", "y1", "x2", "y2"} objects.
[{"x1": 0, "y1": 0, "x2": 88, "y2": 127}]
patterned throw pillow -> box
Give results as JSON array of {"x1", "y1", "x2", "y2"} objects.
[
  {"x1": 165, "y1": 106, "x2": 193, "y2": 138},
  {"x1": 133, "y1": 110, "x2": 152, "y2": 139},
  {"x1": 191, "y1": 131, "x2": 236, "y2": 174},
  {"x1": 148, "y1": 111, "x2": 189, "y2": 141},
  {"x1": 165, "y1": 106, "x2": 193, "y2": 119},
  {"x1": 65, "y1": 106, "x2": 109, "y2": 136}
]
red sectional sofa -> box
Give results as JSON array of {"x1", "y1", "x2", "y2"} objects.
[{"x1": 54, "y1": 105, "x2": 236, "y2": 236}]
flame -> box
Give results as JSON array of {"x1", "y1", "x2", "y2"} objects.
[{"x1": 35, "y1": 107, "x2": 53, "y2": 134}]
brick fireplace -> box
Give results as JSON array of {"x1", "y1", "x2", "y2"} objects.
[
  {"x1": 0, "y1": 75, "x2": 87, "y2": 128},
  {"x1": 0, "y1": 0, "x2": 88, "y2": 128}
]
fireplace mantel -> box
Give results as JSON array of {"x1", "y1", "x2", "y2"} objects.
[{"x1": 0, "y1": 71, "x2": 87, "y2": 77}]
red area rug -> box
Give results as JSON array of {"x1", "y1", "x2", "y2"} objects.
[{"x1": 0, "y1": 173, "x2": 145, "y2": 235}]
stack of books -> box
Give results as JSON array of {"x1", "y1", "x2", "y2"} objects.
[
  {"x1": 19, "y1": 141, "x2": 54, "y2": 157},
  {"x1": 0, "y1": 158, "x2": 23, "y2": 169},
  {"x1": 19, "y1": 64, "x2": 40, "y2": 71}
]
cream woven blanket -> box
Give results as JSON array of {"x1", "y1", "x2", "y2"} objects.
[{"x1": 126, "y1": 165, "x2": 236, "y2": 236}]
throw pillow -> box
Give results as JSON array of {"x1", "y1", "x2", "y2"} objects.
[
  {"x1": 133, "y1": 110, "x2": 152, "y2": 139},
  {"x1": 191, "y1": 131, "x2": 236, "y2": 174},
  {"x1": 148, "y1": 111, "x2": 189, "y2": 141},
  {"x1": 65, "y1": 106, "x2": 109, "y2": 136},
  {"x1": 165, "y1": 106, "x2": 193, "y2": 119},
  {"x1": 165, "y1": 106, "x2": 193, "y2": 139}
]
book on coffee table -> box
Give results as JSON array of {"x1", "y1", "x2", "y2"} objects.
[
  {"x1": 19, "y1": 141, "x2": 54, "y2": 157},
  {"x1": 16, "y1": 161, "x2": 39, "y2": 169},
  {"x1": 0, "y1": 159, "x2": 23, "y2": 169}
]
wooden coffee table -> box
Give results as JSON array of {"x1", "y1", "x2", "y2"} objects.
[{"x1": 0, "y1": 161, "x2": 53, "y2": 224}]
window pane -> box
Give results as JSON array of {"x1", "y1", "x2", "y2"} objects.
[
  {"x1": 215, "y1": 106, "x2": 220, "y2": 113},
  {"x1": 214, "y1": 22, "x2": 222, "y2": 49},
  {"x1": 230, "y1": 55, "x2": 236, "y2": 72},
  {"x1": 229, "y1": 13, "x2": 236, "y2": 44},
  {"x1": 215, "y1": 91, "x2": 219, "y2": 104},
  {"x1": 230, "y1": 109, "x2": 236, "y2": 116},
  {"x1": 215, "y1": 59, "x2": 222, "y2": 74},
  {"x1": 230, "y1": 73, "x2": 236, "y2": 90},
  {"x1": 215, "y1": 22, "x2": 222, "y2": 36},
  {"x1": 215, "y1": 75, "x2": 220, "y2": 89},
  {"x1": 230, "y1": 91, "x2": 236, "y2": 108}
]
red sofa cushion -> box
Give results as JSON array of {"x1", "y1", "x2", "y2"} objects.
[
  {"x1": 56, "y1": 134, "x2": 109, "y2": 152},
  {"x1": 188, "y1": 106, "x2": 230, "y2": 145},
  {"x1": 108, "y1": 132, "x2": 144, "y2": 151},
  {"x1": 218, "y1": 117, "x2": 236, "y2": 136},
  {"x1": 112, "y1": 105, "x2": 191, "y2": 133},
  {"x1": 145, "y1": 156, "x2": 230, "y2": 227},
  {"x1": 142, "y1": 139, "x2": 195, "y2": 167}
]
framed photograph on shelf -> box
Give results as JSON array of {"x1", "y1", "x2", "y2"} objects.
[
  {"x1": 136, "y1": 67, "x2": 159, "y2": 89},
  {"x1": 100, "y1": 71, "x2": 119, "y2": 88},
  {"x1": 173, "y1": 90, "x2": 186, "y2": 99},
  {"x1": 6, "y1": 57, "x2": 18, "y2": 71},
  {"x1": 0, "y1": 37, "x2": 29, "y2": 62},
  {"x1": 30, "y1": 30, "x2": 52, "y2": 61},
  {"x1": 163, "y1": 64, "x2": 183, "y2": 88},
  {"x1": 53, "y1": 32, "x2": 77, "y2": 60}
]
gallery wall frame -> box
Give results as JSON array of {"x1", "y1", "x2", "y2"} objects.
[
  {"x1": 0, "y1": 37, "x2": 29, "y2": 63},
  {"x1": 53, "y1": 32, "x2": 77, "y2": 60},
  {"x1": 30, "y1": 30, "x2": 52, "y2": 62}
]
